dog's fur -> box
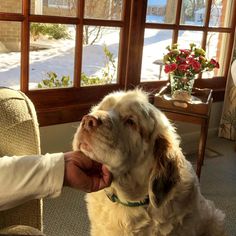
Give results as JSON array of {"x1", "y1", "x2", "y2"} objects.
[{"x1": 73, "y1": 89, "x2": 226, "y2": 236}]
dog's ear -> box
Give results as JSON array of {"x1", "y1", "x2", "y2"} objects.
[{"x1": 148, "y1": 136, "x2": 180, "y2": 208}]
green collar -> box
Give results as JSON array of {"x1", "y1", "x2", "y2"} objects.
[{"x1": 105, "y1": 192, "x2": 149, "y2": 207}]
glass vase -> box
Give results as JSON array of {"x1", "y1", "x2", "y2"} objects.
[{"x1": 170, "y1": 74, "x2": 195, "y2": 101}]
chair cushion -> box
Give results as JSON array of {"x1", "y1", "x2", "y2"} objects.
[{"x1": 0, "y1": 88, "x2": 40, "y2": 156}]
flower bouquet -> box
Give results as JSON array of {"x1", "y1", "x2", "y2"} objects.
[{"x1": 163, "y1": 43, "x2": 219, "y2": 101}]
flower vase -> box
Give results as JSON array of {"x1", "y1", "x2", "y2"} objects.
[{"x1": 170, "y1": 74, "x2": 195, "y2": 101}]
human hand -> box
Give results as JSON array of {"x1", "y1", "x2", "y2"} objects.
[{"x1": 63, "y1": 151, "x2": 112, "y2": 192}]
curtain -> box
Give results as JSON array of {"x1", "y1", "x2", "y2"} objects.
[{"x1": 218, "y1": 37, "x2": 236, "y2": 146}]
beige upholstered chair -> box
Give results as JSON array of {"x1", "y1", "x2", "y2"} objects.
[{"x1": 0, "y1": 87, "x2": 43, "y2": 235}]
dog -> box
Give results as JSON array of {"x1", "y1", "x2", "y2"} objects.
[{"x1": 73, "y1": 89, "x2": 226, "y2": 236}]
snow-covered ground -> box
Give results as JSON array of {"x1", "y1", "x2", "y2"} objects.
[
  {"x1": 0, "y1": 25, "x2": 218, "y2": 89},
  {"x1": 0, "y1": 27, "x2": 120, "y2": 89}
]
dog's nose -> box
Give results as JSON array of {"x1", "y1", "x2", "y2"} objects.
[{"x1": 82, "y1": 115, "x2": 101, "y2": 130}]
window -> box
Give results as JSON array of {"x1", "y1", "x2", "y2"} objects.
[
  {"x1": 0, "y1": 0, "x2": 235, "y2": 126},
  {"x1": 141, "y1": 0, "x2": 235, "y2": 96}
]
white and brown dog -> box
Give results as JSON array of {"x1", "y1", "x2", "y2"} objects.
[{"x1": 73, "y1": 89, "x2": 226, "y2": 236}]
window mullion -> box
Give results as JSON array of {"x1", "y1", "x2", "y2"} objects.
[
  {"x1": 201, "y1": 0, "x2": 212, "y2": 50},
  {"x1": 73, "y1": 0, "x2": 84, "y2": 88},
  {"x1": 117, "y1": 0, "x2": 131, "y2": 87},
  {"x1": 172, "y1": 0, "x2": 183, "y2": 44},
  {"x1": 20, "y1": 0, "x2": 30, "y2": 92},
  {"x1": 125, "y1": 0, "x2": 147, "y2": 88}
]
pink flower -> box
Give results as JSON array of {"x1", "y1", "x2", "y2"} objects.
[
  {"x1": 164, "y1": 63, "x2": 177, "y2": 73},
  {"x1": 210, "y1": 58, "x2": 220, "y2": 68}
]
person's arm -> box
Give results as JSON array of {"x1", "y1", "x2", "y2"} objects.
[
  {"x1": 0, "y1": 153, "x2": 64, "y2": 211},
  {"x1": 0, "y1": 151, "x2": 112, "y2": 211}
]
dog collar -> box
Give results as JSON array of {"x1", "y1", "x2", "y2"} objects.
[{"x1": 105, "y1": 192, "x2": 149, "y2": 207}]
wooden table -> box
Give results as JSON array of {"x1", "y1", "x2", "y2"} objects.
[{"x1": 154, "y1": 84, "x2": 213, "y2": 179}]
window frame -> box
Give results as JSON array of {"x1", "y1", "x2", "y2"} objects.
[
  {"x1": 135, "y1": 0, "x2": 236, "y2": 100},
  {"x1": 0, "y1": 0, "x2": 235, "y2": 126}
]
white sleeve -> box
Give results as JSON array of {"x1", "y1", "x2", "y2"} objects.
[{"x1": 0, "y1": 153, "x2": 65, "y2": 211}]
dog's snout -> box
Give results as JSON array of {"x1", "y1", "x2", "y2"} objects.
[{"x1": 82, "y1": 115, "x2": 102, "y2": 130}]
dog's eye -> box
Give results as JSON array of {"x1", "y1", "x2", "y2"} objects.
[{"x1": 125, "y1": 118, "x2": 136, "y2": 127}]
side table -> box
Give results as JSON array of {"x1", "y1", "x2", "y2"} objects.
[{"x1": 154, "y1": 84, "x2": 213, "y2": 179}]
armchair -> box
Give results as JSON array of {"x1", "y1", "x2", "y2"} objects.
[{"x1": 0, "y1": 87, "x2": 43, "y2": 235}]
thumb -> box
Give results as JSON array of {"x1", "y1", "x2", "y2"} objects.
[
  {"x1": 100, "y1": 165, "x2": 113, "y2": 188},
  {"x1": 91, "y1": 165, "x2": 112, "y2": 192}
]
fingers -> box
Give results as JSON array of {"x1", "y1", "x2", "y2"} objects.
[
  {"x1": 64, "y1": 151, "x2": 112, "y2": 192},
  {"x1": 64, "y1": 151, "x2": 94, "y2": 169},
  {"x1": 90, "y1": 165, "x2": 113, "y2": 192},
  {"x1": 101, "y1": 165, "x2": 113, "y2": 187}
]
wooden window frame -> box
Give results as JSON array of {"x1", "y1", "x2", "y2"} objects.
[
  {"x1": 126, "y1": 0, "x2": 236, "y2": 99},
  {"x1": 0, "y1": 0, "x2": 236, "y2": 126}
]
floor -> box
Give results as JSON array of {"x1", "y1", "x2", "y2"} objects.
[{"x1": 43, "y1": 137, "x2": 236, "y2": 236}]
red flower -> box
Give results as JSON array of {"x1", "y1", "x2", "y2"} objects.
[
  {"x1": 210, "y1": 58, "x2": 220, "y2": 68},
  {"x1": 192, "y1": 61, "x2": 201, "y2": 72},
  {"x1": 164, "y1": 63, "x2": 177, "y2": 73},
  {"x1": 180, "y1": 49, "x2": 191, "y2": 55},
  {"x1": 188, "y1": 58, "x2": 201, "y2": 72},
  {"x1": 176, "y1": 55, "x2": 186, "y2": 63},
  {"x1": 178, "y1": 63, "x2": 189, "y2": 72},
  {"x1": 163, "y1": 44, "x2": 220, "y2": 76}
]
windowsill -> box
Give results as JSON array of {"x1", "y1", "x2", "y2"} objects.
[{"x1": 27, "y1": 83, "x2": 225, "y2": 127}]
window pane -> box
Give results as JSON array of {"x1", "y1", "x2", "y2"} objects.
[
  {"x1": 30, "y1": 0, "x2": 78, "y2": 17},
  {"x1": 81, "y1": 26, "x2": 120, "y2": 86},
  {"x1": 180, "y1": 0, "x2": 208, "y2": 26},
  {"x1": 146, "y1": 0, "x2": 177, "y2": 24},
  {"x1": 84, "y1": 0, "x2": 122, "y2": 20},
  {"x1": 202, "y1": 32, "x2": 230, "y2": 77},
  {"x1": 29, "y1": 23, "x2": 75, "y2": 90},
  {"x1": 141, "y1": 29, "x2": 173, "y2": 82},
  {"x1": 0, "y1": 21, "x2": 21, "y2": 89},
  {"x1": 0, "y1": 0, "x2": 22, "y2": 13},
  {"x1": 209, "y1": 0, "x2": 234, "y2": 27},
  {"x1": 177, "y1": 30, "x2": 203, "y2": 49}
]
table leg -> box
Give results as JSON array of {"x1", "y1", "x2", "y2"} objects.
[
  {"x1": 196, "y1": 118, "x2": 209, "y2": 179},
  {"x1": 158, "y1": 65, "x2": 163, "y2": 80}
]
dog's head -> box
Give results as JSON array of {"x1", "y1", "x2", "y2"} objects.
[{"x1": 73, "y1": 89, "x2": 186, "y2": 207}]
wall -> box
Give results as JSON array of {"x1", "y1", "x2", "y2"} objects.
[
  {"x1": 40, "y1": 121, "x2": 80, "y2": 153},
  {"x1": 0, "y1": 0, "x2": 22, "y2": 51},
  {"x1": 40, "y1": 102, "x2": 223, "y2": 154},
  {"x1": 0, "y1": 0, "x2": 35, "y2": 52},
  {"x1": 0, "y1": 21, "x2": 21, "y2": 52}
]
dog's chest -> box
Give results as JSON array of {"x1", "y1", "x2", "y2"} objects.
[{"x1": 86, "y1": 192, "x2": 157, "y2": 236}]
